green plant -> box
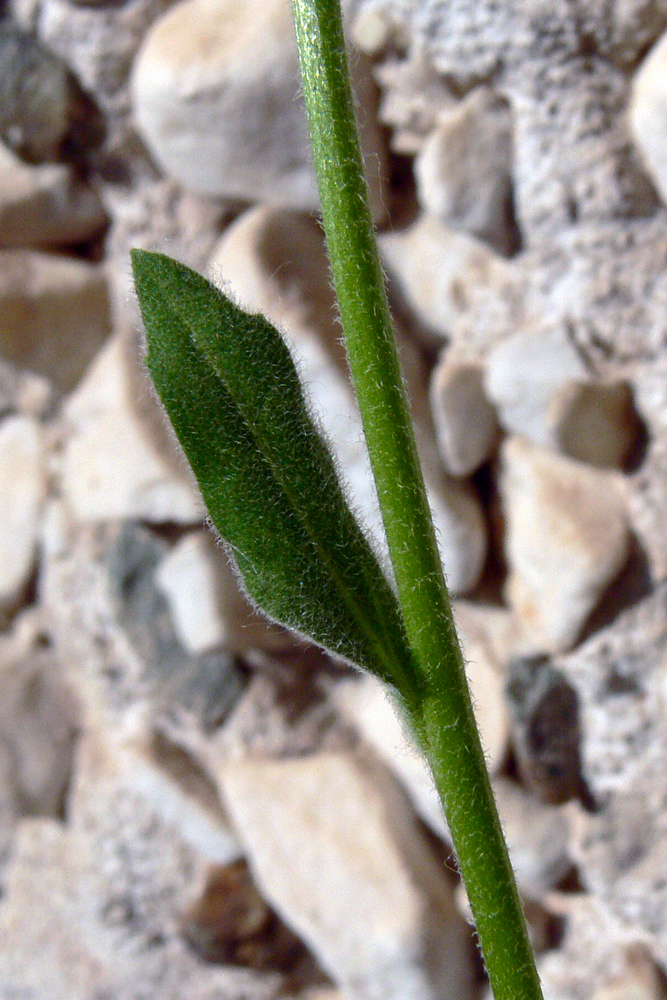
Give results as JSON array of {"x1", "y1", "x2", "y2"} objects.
[{"x1": 131, "y1": 1, "x2": 544, "y2": 998}]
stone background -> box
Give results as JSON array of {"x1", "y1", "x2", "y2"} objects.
[{"x1": 1, "y1": 0, "x2": 667, "y2": 997}]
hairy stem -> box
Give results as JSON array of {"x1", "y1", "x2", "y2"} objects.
[{"x1": 290, "y1": 2, "x2": 543, "y2": 998}]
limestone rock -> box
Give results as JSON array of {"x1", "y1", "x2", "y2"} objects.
[
  {"x1": 0, "y1": 415, "x2": 46, "y2": 613},
  {"x1": 501, "y1": 437, "x2": 630, "y2": 653},
  {"x1": 485, "y1": 322, "x2": 588, "y2": 447},
  {"x1": 374, "y1": 50, "x2": 456, "y2": 154},
  {"x1": 155, "y1": 531, "x2": 227, "y2": 656},
  {"x1": 331, "y1": 673, "x2": 448, "y2": 839},
  {"x1": 551, "y1": 379, "x2": 643, "y2": 471},
  {"x1": 0, "y1": 141, "x2": 106, "y2": 247},
  {"x1": 131, "y1": 0, "x2": 386, "y2": 217},
  {"x1": 631, "y1": 29, "x2": 667, "y2": 205},
  {"x1": 220, "y1": 752, "x2": 476, "y2": 1000},
  {"x1": 415, "y1": 87, "x2": 515, "y2": 254},
  {"x1": 538, "y1": 896, "x2": 666, "y2": 1000},
  {"x1": 491, "y1": 777, "x2": 573, "y2": 897},
  {"x1": 429, "y1": 353, "x2": 499, "y2": 476},
  {"x1": 0, "y1": 647, "x2": 79, "y2": 820},
  {"x1": 0, "y1": 249, "x2": 112, "y2": 394},
  {"x1": 0, "y1": 23, "x2": 72, "y2": 162},
  {"x1": 60, "y1": 334, "x2": 204, "y2": 523},
  {"x1": 379, "y1": 213, "x2": 518, "y2": 348},
  {"x1": 208, "y1": 205, "x2": 487, "y2": 594},
  {"x1": 0, "y1": 356, "x2": 53, "y2": 419},
  {"x1": 0, "y1": 727, "x2": 283, "y2": 1000},
  {"x1": 332, "y1": 606, "x2": 510, "y2": 839},
  {"x1": 506, "y1": 655, "x2": 586, "y2": 805}
]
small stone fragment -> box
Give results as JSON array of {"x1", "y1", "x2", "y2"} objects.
[
  {"x1": 0, "y1": 249, "x2": 111, "y2": 393},
  {"x1": 630, "y1": 29, "x2": 667, "y2": 204},
  {"x1": 375, "y1": 51, "x2": 456, "y2": 154},
  {"x1": 415, "y1": 87, "x2": 515, "y2": 254},
  {"x1": 379, "y1": 213, "x2": 514, "y2": 345},
  {"x1": 60, "y1": 334, "x2": 204, "y2": 523},
  {"x1": 131, "y1": 0, "x2": 386, "y2": 217},
  {"x1": 0, "y1": 141, "x2": 106, "y2": 247},
  {"x1": 0, "y1": 415, "x2": 46, "y2": 613},
  {"x1": 332, "y1": 609, "x2": 510, "y2": 839},
  {"x1": 220, "y1": 753, "x2": 476, "y2": 1000},
  {"x1": 155, "y1": 531, "x2": 227, "y2": 656},
  {"x1": 0, "y1": 356, "x2": 53, "y2": 419},
  {"x1": 485, "y1": 322, "x2": 587, "y2": 447},
  {"x1": 501, "y1": 437, "x2": 630, "y2": 653},
  {"x1": 0, "y1": 24, "x2": 72, "y2": 162},
  {"x1": 0, "y1": 727, "x2": 280, "y2": 1000},
  {"x1": 506, "y1": 655, "x2": 586, "y2": 804},
  {"x1": 491, "y1": 777, "x2": 573, "y2": 896},
  {"x1": 430, "y1": 353, "x2": 499, "y2": 476},
  {"x1": 552, "y1": 378, "x2": 644, "y2": 470},
  {"x1": 486, "y1": 324, "x2": 643, "y2": 467},
  {"x1": 0, "y1": 643, "x2": 79, "y2": 818}
]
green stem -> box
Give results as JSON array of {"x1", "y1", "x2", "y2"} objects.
[{"x1": 290, "y1": 2, "x2": 543, "y2": 998}]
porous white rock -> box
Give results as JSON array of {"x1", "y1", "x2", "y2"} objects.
[
  {"x1": 0, "y1": 141, "x2": 106, "y2": 247},
  {"x1": 131, "y1": 0, "x2": 386, "y2": 217},
  {"x1": 500, "y1": 437, "x2": 630, "y2": 653},
  {"x1": 0, "y1": 415, "x2": 45, "y2": 612},
  {"x1": 60, "y1": 334, "x2": 204, "y2": 523},
  {"x1": 0, "y1": 728, "x2": 275, "y2": 1000},
  {"x1": 415, "y1": 87, "x2": 514, "y2": 254},
  {"x1": 374, "y1": 50, "x2": 456, "y2": 154},
  {"x1": 220, "y1": 752, "x2": 475, "y2": 1000},
  {"x1": 0, "y1": 249, "x2": 111, "y2": 393},
  {"x1": 630, "y1": 29, "x2": 667, "y2": 204},
  {"x1": 155, "y1": 531, "x2": 227, "y2": 656},
  {"x1": 379, "y1": 213, "x2": 515, "y2": 346},
  {"x1": 429, "y1": 352, "x2": 499, "y2": 476},
  {"x1": 208, "y1": 205, "x2": 486, "y2": 594}
]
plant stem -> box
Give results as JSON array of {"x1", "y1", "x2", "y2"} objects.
[{"x1": 290, "y1": 2, "x2": 544, "y2": 998}]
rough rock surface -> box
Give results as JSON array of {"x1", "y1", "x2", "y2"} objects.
[{"x1": 3, "y1": 0, "x2": 667, "y2": 996}]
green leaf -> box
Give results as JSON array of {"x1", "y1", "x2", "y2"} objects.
[{"x1": 131, "y1": 249, "x2": 422, "y2": 701}]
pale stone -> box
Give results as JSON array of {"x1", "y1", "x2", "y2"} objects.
[
  {"x1": 0, "y1": 415, "x2": 45, "y2": 611},
  {"x1": 0, "y1": 728, "x2": 278, "y2": 1000},
  {"x1": 491, "y1": 777, "x2": 572, "y2": 897},
  {"x1": 208, "y1": 205, "x2": 486, "y2": 594},
  {"x1": 331, "y1": 674, "x2": 447, "y2": 838},
  {"x1": 485, "y1": 322, "x2": 587, "y2": 447},
  {"x1": 220, "y1": 752, "x2": 475, "y2": 1000},
  {"x1": 0, "y1": 249, "x2": 111, "y2": 393},
  {"x1": 155, "y1": 531, "x2": 227, "y2": 656},
  {"x1": 0, "y1": 644, "x2": 79, "y2": 819},
  {"x1": 379, "y1": 213, "x2": 514, "y2": 345},
  {"x1": 332, "y1": 614, "x2": 509, "y2": 839},
  {"x1": 0, "y1": 23, "x2": 72, "y2": 163},
  {"x1": 114, "y1": 722, "x2": 243, "y2": 865},
  {"x1": 414, "y1": 87, "x2": 514, "y2": 254},
  {"x1": 0, "y1": 141, "x2": 106, "y2": 247},
  {"x1": 429, "y1": 353, "x2": 499, "y2": 476},
  {"x1": 501, "y1": 437, "x2": 630, "y2": 653},
  {"x1": 131, "y1": 0, "x2": 386, "y2": 218},
  {"x1": 60, "y1": 334, "x2": 204, "y2": 523},
  {"x1": 485, "y1": 323, "x2": 641, "y2": 466},
  {"x1": 630, "y1": 30, "x2": 667, "y2": 204},
  {"x1": 375, "y1": 51, "x2": 456, "y2": 155},
  {"x1": 551, "y1": 378, "x2": 642, "y2": 470}
]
